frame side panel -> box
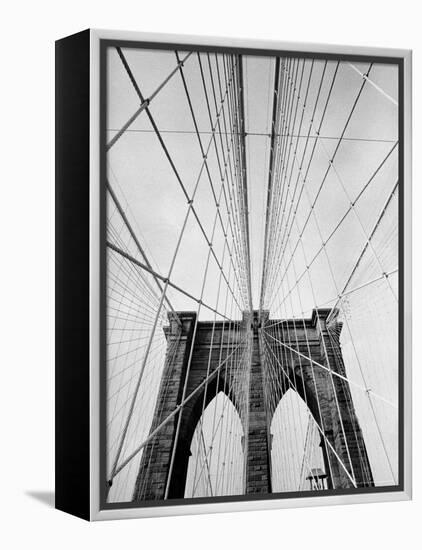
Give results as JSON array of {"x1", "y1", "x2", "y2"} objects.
[{"x1": 55, "y1": 28, "x2": 91, "y2": 521}]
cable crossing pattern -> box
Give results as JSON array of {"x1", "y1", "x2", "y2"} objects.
[{"x1": 105, "y1": 47, "x2": 399, "y2": 502}]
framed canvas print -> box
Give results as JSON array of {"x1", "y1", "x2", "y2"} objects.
[{"x1": 55, "y1": 29, "x2": 412, "y2": 521}]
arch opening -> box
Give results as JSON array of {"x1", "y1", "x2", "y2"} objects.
[
  {"x1": 184, "y1": 391, "x2": 245, "y2": 498},
  {"x1": 270, "y1": 388, "x2": 326, "y2": 493}
]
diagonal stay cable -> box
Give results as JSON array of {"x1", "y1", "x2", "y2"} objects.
[
  {"x1": 347, "y1": 63, "x2": 398, "y2": 107},
  {"x1": 109, "y1": 335, "x2": 248, "y2": 480},
  {"x1": 325, "y1": 179, "x2": 399, "y2": 322},
  {"x1": 263, "y1": 329, "x2": 397, "y2": 408},
  {"x1": 107, "y1": 51, "x2": 192, "y2": 150},
  {"x1": 276, "y1": 162, "x2": 398, "y2": 314},
  {"x1": 107, "y1": 241, "x2": 232, "y2": 321},
  {"x1": 107, "y1": 51, "x2": 193, "y2": 151},
  {"x1": 265, "y1": 267, "x2": 398, "y2": 331},
  {"x1": 107, "y1": 180, "x2": 179, "y2": 320}
]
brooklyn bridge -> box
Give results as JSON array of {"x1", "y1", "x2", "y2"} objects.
[{"x1": 104, "y1": 45, "x2": 399, "y2": 503}]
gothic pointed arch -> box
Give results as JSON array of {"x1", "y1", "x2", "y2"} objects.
[{"x1": 185, "y1": 391, "x2": 245, "y2": 498}]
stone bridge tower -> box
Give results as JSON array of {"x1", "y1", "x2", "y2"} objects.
[{"x1": 133, "y1": 309, "x2": 373, "y2": 501}]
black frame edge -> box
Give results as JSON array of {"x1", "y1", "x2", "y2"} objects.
[{"x1": 55, "y1": 28, "x2": 91, "y2": 521}]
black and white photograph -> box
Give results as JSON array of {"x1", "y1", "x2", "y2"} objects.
[{"x1": 102, "y1": 41, "x2": 402, "y2": 507}]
